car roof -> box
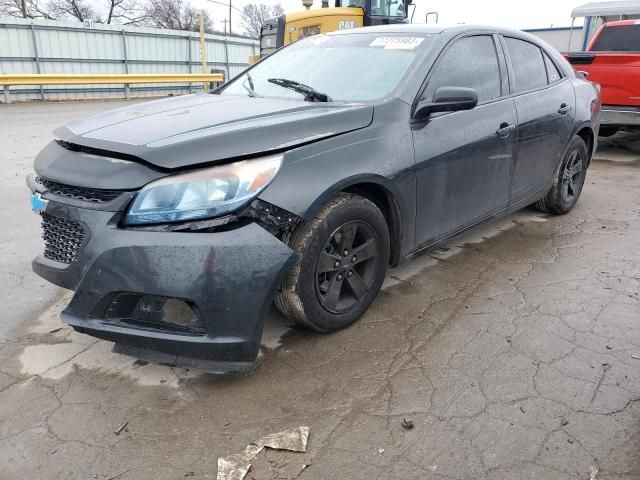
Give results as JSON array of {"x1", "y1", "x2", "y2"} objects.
[{"x1": 333, "y1": 23, "x2": 535, "y2": 37}]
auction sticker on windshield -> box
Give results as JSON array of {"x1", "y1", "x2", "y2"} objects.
[{"x1": 369, "y1": 37, "x2": 424, "y2": 49}]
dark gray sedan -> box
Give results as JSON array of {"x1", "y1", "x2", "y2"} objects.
[{"x1": 28, "y1": 25, "x2": 601, "y2": 372}]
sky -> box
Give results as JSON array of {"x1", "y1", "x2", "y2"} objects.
[{"x1": 191, "y1": 0, "x2": 587, "y2": 34}]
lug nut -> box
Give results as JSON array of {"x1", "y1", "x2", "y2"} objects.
[
  {"x1": 343, "y1": 250, "x2": 349, "y2": 256},
  {"x1": 337, "y1": 274, "x2": 343, "y2": 281},
  {"x1": 347, "y1": 271, "x2": 353, "y2": 277},
  {"x1": 334, "y1": 261, "x2": 340, "y2": 268},
  {"x1": 352, "y1": 256, "x2": 357, "y2": 262}
]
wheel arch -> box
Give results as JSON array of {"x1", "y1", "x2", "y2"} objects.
[
  {"x1": 304, "y1": 175, "x2": 405, "y2": 268},
  {"x1": 575, "y1": 125, "x2": 595, "y2": 165}
]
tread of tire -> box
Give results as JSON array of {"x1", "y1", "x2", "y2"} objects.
[{"x1": 274, "y1": 192, "x2": 371, "y2": 331}]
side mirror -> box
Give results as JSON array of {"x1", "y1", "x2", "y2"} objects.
[{"x1": 413, "y1": 86, "x2": 479, "y2": 120}]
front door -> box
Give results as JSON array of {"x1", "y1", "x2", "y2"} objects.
[{"x1": 412, "y1": 34, "x2": 517, "y2": 248}]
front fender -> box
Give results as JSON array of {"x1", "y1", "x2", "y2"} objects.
[{"x1": 257, "y1": 100, "x2": 417, "y2": 259}]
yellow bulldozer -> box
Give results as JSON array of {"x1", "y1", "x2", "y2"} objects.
[{"x1": 256, "y1": 0, "x2": 413, "y2": 59}]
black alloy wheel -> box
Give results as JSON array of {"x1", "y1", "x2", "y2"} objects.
[
  {"x1": 315, "y1": 220, "x2": 379, "y2": 314},
  {"x1": 534, "y1": 135, "x2": 589, "y2": 215},
  {"x1": 560, "y1": 148, "x2": 586, "y2": 205},
  {"x1": 275, "y1": 192, "x2": 390, "y2": 333}
]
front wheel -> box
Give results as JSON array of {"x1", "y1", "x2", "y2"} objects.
[
  {"x1": 275, "y1": 193, "x2": 390, "y2": 333},
  {"x1": 534, "y1": 136, "x2": 589, "y2": 215}
]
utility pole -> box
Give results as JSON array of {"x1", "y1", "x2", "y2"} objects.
[{"x1": 228, "y1": 0, "x2": 232, "y2": 35}]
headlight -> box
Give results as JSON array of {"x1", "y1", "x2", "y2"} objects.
[{"x1": 125, "y1": 154, "x2": 282, "y2": 225}]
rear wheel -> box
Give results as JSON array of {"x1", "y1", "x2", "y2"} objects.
[
  {"x1": 534, "y1": 136, "x2": 588, "y2": 215},
  {"x1": 275, "y1": 193, "x2": 390, "y2": 332}
]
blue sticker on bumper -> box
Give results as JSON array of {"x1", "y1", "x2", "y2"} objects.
[{"x1": 31, "y1": 192, "x2": 49, "y2": 214}]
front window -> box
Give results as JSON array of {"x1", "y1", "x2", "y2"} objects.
[
  {"x1": 369, "y1": 0, "x2": 406, "y2": 17},
  {"x1": 219, "y1": 32, "x2": 432, "y2": 102},
  {"x1": 337, "y1": 0, "x2": 366, "y2": 7},
  {"x1": 424, "y1": 35, "x2": 501, "y2": 103}
]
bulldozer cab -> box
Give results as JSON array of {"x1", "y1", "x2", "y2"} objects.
[
  {"x1": 337, "y1": 0, "x2": 409, "y2": 21},
  {"x1": 259, "y1": 0, "x2": 410, "y2": 57}
]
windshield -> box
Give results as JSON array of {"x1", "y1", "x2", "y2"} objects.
[{"x1": 219, "y1": 33, "x2": 431, "y2": 102}]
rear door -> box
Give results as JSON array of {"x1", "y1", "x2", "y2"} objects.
[
  {"x1": 503, "y1": 36, "x2": 575, "y2": 200},
  {"x1": 412, "y1": 34, "x2": 517, "y2": 247}
]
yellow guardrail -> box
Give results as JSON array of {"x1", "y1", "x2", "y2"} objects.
[{"x1": 0, "y1": 73, "x2": 225, "y2": 103}]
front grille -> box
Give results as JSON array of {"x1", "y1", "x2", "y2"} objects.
[
  {"x1": 36, "y1": 177, "x2": 123, "y2": 203},
  {"x1": 41, "y1": 214, "x2": 85, "y2": 264}
]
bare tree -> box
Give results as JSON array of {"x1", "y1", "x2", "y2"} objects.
[
  {"x1": 0, "y1": 0, "x2": 210, "y2": 29},
  {"x1": 0, "y1": 0, "x2": 54, "y2": 18},
  {"x1": 105, "y1": 0, "x2": 147, "y2": 24},
  {"x1": 46, "y1": 0, "x2": 100, "y2": 22},
  {"x1": 144, "y1": 0, "x2": 213, "y2": 32},
  {"x1": 241, "y1": 3, "x2": 284, "y2": 39}
]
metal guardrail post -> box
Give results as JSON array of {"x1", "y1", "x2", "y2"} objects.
[
  {"x1": 186, "y1": 35, "x2": 192, "y2": 94},
  {"x1": 223, "y1": 35, "x2": 231, "y2": 82},
  {"x1": 29, "y1": 23, "x2": 45, "y2": 100},
  {"x1": 121, "y1": 30, "x2": 130, "y2": 98},
  {"x1": 3, "y1": 86, "x2": 9, "y2": 104}
]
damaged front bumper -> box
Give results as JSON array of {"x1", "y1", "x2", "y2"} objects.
[{"x1": 29, "y1": 177, "x2": 296, "y2": 373}]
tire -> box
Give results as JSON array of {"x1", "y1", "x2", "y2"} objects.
[
  {"x1": 534, "y1": 136, "x2": 589, "y2": 215},
  {"x1": 275, "y1": 192, "x2": 390, "y2": 333}
]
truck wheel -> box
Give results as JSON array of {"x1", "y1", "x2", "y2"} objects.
[
  {"x1": 534, "y1": 136, "x2": 588, "y2": 215},
  {"x1": 275, "y1": 192, "x2": 390, "y2": 333}
]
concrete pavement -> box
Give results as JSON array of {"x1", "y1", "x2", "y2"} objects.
[{"x1": 1, "y1": 100, "x2": 639, "y2": 480}]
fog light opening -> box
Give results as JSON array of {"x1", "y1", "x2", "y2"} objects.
[{"x1": 104, "y1": 293, "x2": 205, "y2": 335}]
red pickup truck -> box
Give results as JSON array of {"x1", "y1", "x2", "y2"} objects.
[{"x1": 566, "y1": 20, "x2": 640, "y2": 136}]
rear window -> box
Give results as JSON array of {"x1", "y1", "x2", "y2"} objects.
[
  {"x1": 543, "y1": 52, "x2": 562, "y2": 83},
  {"x1": 504, "y1": 37, "x2": 548, "y2": 93},
  {"x1": 591, "y1": 24, "x2": 640, "y2": 51}
]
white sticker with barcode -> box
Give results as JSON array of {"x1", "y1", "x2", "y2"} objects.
[{"x1": 370, "y1": 37, "x2": 424, "y2": 49}]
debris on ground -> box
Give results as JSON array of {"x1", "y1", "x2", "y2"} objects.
[
  {"x1": 561, "y1": 417, "x2": 569, "y2": 427},
  {"x1": 114, "y1": 421, "x2": 128, "y2": 436},
  {"x1": 401, "y1": 418, "x2": 414, "y2": 430},
  {"x1": 590, "y1": 465, "x2": 599, "y2": 479},
  {"x1": 247, "y1": 449, "x2": 311, "y2": 480},
  {"x1": 217, "y1": 426, "x2": 309, "y2": 480},
  {"x1": 631, "y1": 355, "x2": 640, "y2": 360},
  {"x1": 107, "y1": 470, "x2": 131, "y2": 480}
]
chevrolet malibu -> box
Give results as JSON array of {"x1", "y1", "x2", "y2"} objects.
[{"x1": 28, "y1": 25, "x2": 601, "y2": 373}]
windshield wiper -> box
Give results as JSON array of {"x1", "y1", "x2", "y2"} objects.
[
  {"x1": 267, "y1": 78, "x2": 332, "y2": 102},
  {"x1": 242, "y1": 74, "x2": 260, "y2": 97}
]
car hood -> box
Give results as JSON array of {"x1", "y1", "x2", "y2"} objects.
[{"x1": 54, "y1": 93, "x2": 374, "y2": 170}]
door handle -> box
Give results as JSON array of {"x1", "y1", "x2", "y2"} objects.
[
  {"x1": 558, "y1": 103, "x2": 571, "y2": 115},
  {"x1": 496, "y1": 122, "x2": 514, "y2": 139}
]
